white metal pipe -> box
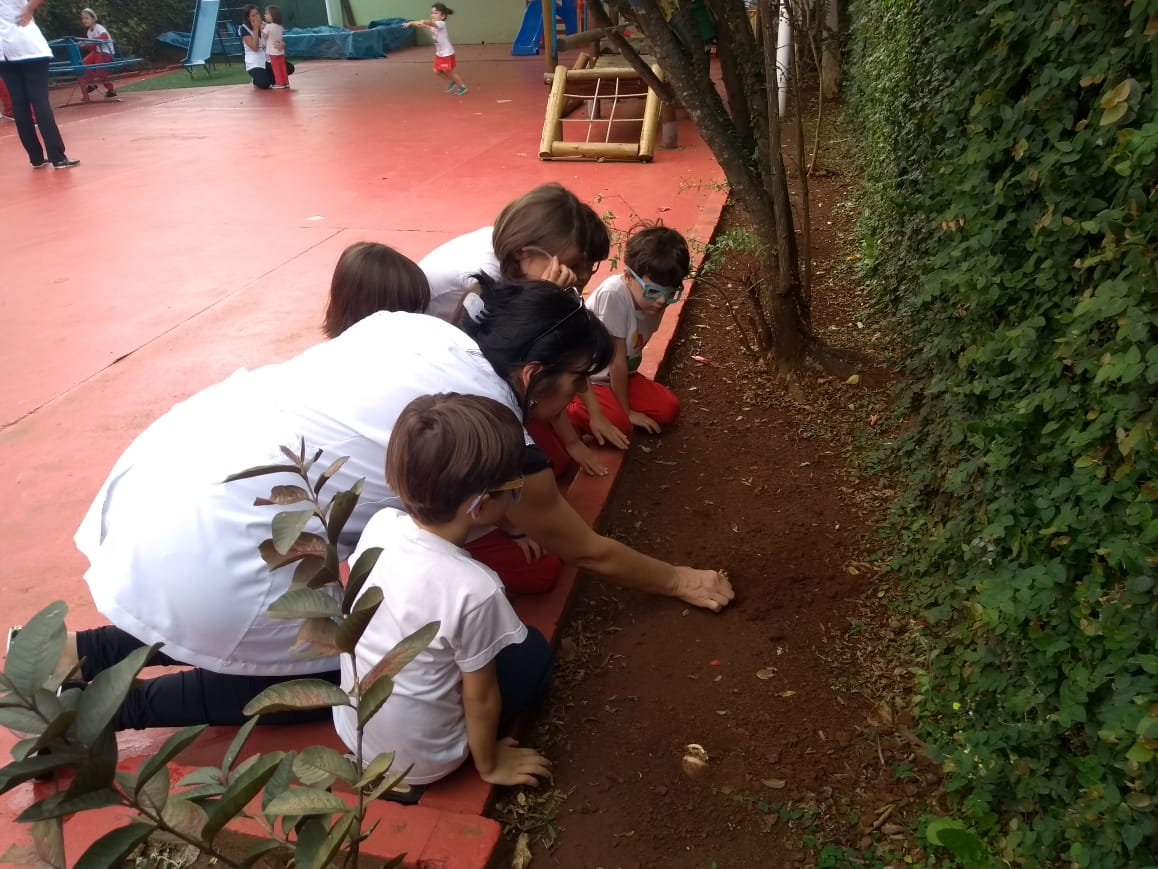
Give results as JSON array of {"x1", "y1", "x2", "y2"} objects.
[{"x1": 776, "y1": 0, "x2": 792, "y2": 115}]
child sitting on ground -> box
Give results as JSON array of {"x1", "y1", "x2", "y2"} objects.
[
  {"x1": 80, "y1": 8, "x2": 116, "y2": 99},
  {"x1": 322, "y1": 241, "x2": 431, "y2": 338},
  {"x1": 567, "y1": 223, "x2": 689, "y2": 438},
  {"x1": 334, "y1": 393, "x2": 553, "y2": 794}
]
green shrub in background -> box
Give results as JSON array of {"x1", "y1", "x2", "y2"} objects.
[
  {"x1": 848, "y1": 0, "x2": 1157, "y2": 865},
  {"x1": 36, "y1": 0, "x2": 193, "y2": 62}
]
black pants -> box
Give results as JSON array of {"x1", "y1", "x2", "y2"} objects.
[
  {"x1": 248, "y1": 59, "x2": 295, "y2": 89},
  {"x1": 76, "y1": 625, "x2": 339, "y2": 731},
  {"x1": 0, "y1": 58, "x2": 67, "y2": 166}
]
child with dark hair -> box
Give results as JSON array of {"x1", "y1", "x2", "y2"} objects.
[
  {"x1": 334, "y1": 393, "x2": 552, "y2": 793},
  {"x1": 322, "y1": 242, "x2": 431, "y2": 339},
  {"x1": 567, "y1": 223, "x2": 689, "y2": 438},
  {"x1": 404, "y1": 4, "x2": 466, "y2": 95},
  {"x1": 262, "y1": 5, "x2": 288, "y2": 89}
]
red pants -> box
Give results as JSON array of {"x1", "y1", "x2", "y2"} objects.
[
  {"x1": 466, "y1": 528, "x2": 561, "y2": 595},
  {"x1": 269, "y1": 54, "x2": 289, "y2": 87},
  {"x1": 567, "y1": 375, "x2": 680, "y2": 435},
  {"x1": 526, "y1": 418, "x2": 574, "y2": 479},
  {"x1": 83, "y1": 51, "x2": 113, "y2": 88}
]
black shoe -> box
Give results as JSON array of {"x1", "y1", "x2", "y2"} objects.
[
  {"x1": 52, "y1": 159, "x2": 80, "y2": 169},
  {"x1": 104, "y1": 89, "x2": 117, "y2": 98},
  {"x1": 31, "y1": 161, "x2": 48, "y2": 169}
]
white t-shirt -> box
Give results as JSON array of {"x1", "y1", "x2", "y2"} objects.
[
  {"x1": 431, "y1": 19, "x2": 453, "y2": 57},
  {"x1": 419, "y1": 226, "x2": 500, "y2": 322},
  {"x1": 333, "y1": 509, "x2": 526, "y2": 784},
  {"x1": 86, "y1": 22, "x2": 113, "y2": 56},
  {"x1": 586, "y1": 274, "x2": 661, "y2": 382},
  {"x1": 262, "y1": 22, "x2": 284, "y2": 56},
  {"x1": 74, "y1": 312, "x2": 526, "y2": 676},
  {"x1": 238, "y1": 23, "x2": 267, "y2": 70},
  {"x1": 0, "y1": 0, "x2": 51, "y2": 62}
]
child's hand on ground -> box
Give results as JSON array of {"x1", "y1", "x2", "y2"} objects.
[
  {"x1": 588, "y1": 414, "x2": 630, "y2": 450},
  {"x1": 565, "y1": 440, "x2": 608, "y2": 476},
  {"x1": 628, "y1": 410, "x2": 662, "y2": 434},
  {"x1": 538, "y1": 256, "x2": 579, "y2": 289},
  {"x1": 478, "y1": 737, "x2": 551, "y2": 786},
  {"x1": 673, "y1": 566, "x2": 734, "y2": 612},
  {"x1": 510, "y1": 534, "x2": 545, "y2": 563}
]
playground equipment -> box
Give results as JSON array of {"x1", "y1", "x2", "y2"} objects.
[
  {"x1": 539, "y1": 61, "x2": 663, "y2": 162},
  {"x1": 182, "y1": 0, "x2": 222, "y2": 75},
  {"x1": 512, "y1": 0, "x2": 584, "y2": 74}
]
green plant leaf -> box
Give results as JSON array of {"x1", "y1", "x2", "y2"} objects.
[
  {"x1": 1100, "y1": 101, "x2": 1129, "y2": 126},
  {"x1": 0, "y1": 753, "x2": 78, "y2": 795},
  {"x1": 326, "y1": 482, "x2": 364, "y2": 542},
  {"x1": 357, "y1": 674, "x2": 394, "y2": 728},
  {"x1": 262, "y1": 751, "x2": 296, "y2": 814},
  {"x1": 355, "y1": 752, "x2": 395, "y2": 789},
  {"x1": 30, "y1": 819, "x2": 64, "y2": 869},
  {"x1": 73, "y1": 644, "x2": 159, "y2": 746},
  {"x1": 335, "y1": 586, "x2": 383, "y2": 654},
  {"x1": 342, "y1": 546, "x2": 383, "y2": 614},
  {"x1": 26, "y1": 710, "x2": 76, "y2": 756},
  {"x1": 291, "y1": 618, "x2": 342, "y2": 659},
  {"x1": 292, "y1": 746, "x2": 357, "y2": 787},
  {"x1": 175, "y1": 766, "x2": 223, "y2": 789},
  {"x1": 304, "y1": 810, "x2": 356, "y2": 869},
  {"x1": 134, "y1": 725, "x2": 206, "y2": 799},
  {"x1": 73, "y1": 822, "x2": 156, "y2": 869},
  {"x1": 312, "y1": 456, "x2": 349, "y2": 496},
  {"x1": 259, "y1": 533, "x2": 328, "y2": 571},
  {"x1": 200, "y1": 752, "x2": 284, "y2": 842},
  {"x1": 240, "y1": 840, "x2": 285, "y2": 868},
  {"x1": 223, "y1": 463, "x2": 300, "y2": 483},
  {"x1": 272, "y1": 510, "x2": 317, "y2": 556},
  {"x1": 3, "y1": 603, "x2": 68, "y2": 697},
  {"x1": 0, "y1": 706, "x2": 51, "y2": 734},
  {"x1": 242, "y1": 679, "x2": 350, "y2": 717},
  {"x1": 293, "y1": 816, "x2": 327, "y2": 868},
  {"x1": 138, "y1": 763, "x2": 170, "y2": 813},
  {"x1": 18, "y1": 788, "x2": 123, "y2": 822},
  {"x1": 175, "y1": 782, "x2": 226, "y2": 802},
  {"x1": 254, "y1": 485, "x2": 312, "y2": 507},
  {"x1": 265, "y1": 787, "x2": 350, "y2": 817},
  {"x1": 365, "y1": 767, "x2": 411, "y2": 803},
  {"x1": 63, "y1": 728, "x2": 118, "y2": 799},
  {"x1": 160, "y1": 797, "x2": 208, "y2": 838},
  {"x1": 292, "y1": 555, "x2": 334, "y2": 590},
  {"x1": 267, "y1": 588, "x2": 342, "y2": 621},
  {"x1": 360, "y1": 621, "x2": 440, "y2": 692},
  {"x1": 222, "y1": 715, "x2": 260, "y2": 775}
]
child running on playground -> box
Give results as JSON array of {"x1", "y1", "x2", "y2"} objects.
[
  {"x1": 262, "y1": 5, "x2": 289, "y2": 88},
  {"x1": 567, "y1": 223, "x2": 689, "y2": 438},
  {"x1": 80, "y1": 8, "x2": 116, "y2": 99},
  {"x1": 404, "y1": 4, "x2": 467, "y2": 96},
  {"x1": 333, "y1": 393, "x2": 552, "y2": 796}
]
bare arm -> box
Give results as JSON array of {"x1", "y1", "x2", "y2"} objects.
[
  {"x1": 507, "y1": 469, "x2": 734, "y2": 610},
  {"x1": 550, "y1": 410, "x2": 607, "y2": 477},
  {"x1": 462, "y1": 665, "x2": 550, "y2": 786},
  {"x1": 608, "y1": 341, "x2": 631, "y2": 420},
  {"x1": 18, "y1": 0, "x2": 44, "y2": 25},
  {"x1": 404, "y1": 19, "x2": 434, "y2": 29},
  {"x1": 241, "y1": 26, "x2": 261, "y2": 50}
]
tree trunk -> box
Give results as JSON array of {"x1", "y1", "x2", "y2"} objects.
[{"x1": 820, "y1": 0, "x2": 842, "y2": 99}]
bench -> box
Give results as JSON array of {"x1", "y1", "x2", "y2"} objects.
[{"x1": 47, "y1": 37, "x2": 143, "y2": 106}]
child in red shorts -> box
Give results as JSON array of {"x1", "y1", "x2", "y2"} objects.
[{"x1": 404, "y1": 4, "x2": 467, "y2": 96}]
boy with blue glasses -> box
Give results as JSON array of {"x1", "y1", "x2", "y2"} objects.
[{"x1": 567, "y1": 223, "x2": 690, "y2": 441}]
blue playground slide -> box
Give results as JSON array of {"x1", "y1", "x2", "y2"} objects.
[
  {"x1": 183, "y1": 0, "x2": 220, "y2": 73},
  {"x1": 511, "y1": 0, "x2": 579, "y2": 57}
]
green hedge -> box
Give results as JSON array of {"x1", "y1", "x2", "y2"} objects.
[
  {"x1": 848, "y1": 1, "x2": 1157, "y2": 865},
  {"x1": 37, "y1": 0, "x2": 191, "y2": 61}
]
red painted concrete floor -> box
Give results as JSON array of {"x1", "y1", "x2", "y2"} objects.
[{"x1": 0, "y1": 43, "x2": 725, "y2": 865}]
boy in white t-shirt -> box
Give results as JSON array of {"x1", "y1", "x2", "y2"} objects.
[
  {"x1": 404, "y1": 4, "x2": 467, "y2": 96},
  {"x1": 567, "y1": 224, "x2": 690, "y2": 438},
  {"x1": 334, "y1": 393, "x2": 552, "y2": 794}
]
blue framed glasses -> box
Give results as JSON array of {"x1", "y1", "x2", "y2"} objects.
[{"x1": 626, "y1": 266, "x2": 684, "y2": 305}]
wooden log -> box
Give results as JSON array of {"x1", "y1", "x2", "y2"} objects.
[
  {"x1": 547, "y1": 141, "x2": 642, "y2": 160},
  {"x1": 539, "y1": 65, "x2": 570, "y2": 159},
  {"x1": 556, "y1": 24, "x2": 628, "y2": 52},
  {"x1": 637, "y1": 64, "x2": 663, "y2": 161},
  {"x1": 562, "y1": 66, "x2": 646, "y2": 81}
]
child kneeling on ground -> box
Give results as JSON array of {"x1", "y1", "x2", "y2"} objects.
[
  {"x1": 567, "y1": 223, "x2": 689, "y2": 438},
  {"x1": 334, "y1": 393, "x2": 552, "y2": 797}
]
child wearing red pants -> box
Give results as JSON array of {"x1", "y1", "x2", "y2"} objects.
[
  {"x1": 567, "y1": 224, "x2": 689, "y2": 440},
  {"x1": 262, "y1": 5, "x2": 289, "y2": 88},
  {"x1": 80, "y1": 8, "x2": 116, "y2": 98}
]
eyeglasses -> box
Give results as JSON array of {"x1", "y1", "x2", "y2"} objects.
[
  {"x1": 627, "y1": 266, "x2": 684, "y2": 305},
  {"x1": 467, "y1": 475, "x2": 525, "y2": 515},
  {"x1": 518, "y1": 285, "x2": 587, "y2": 359}
]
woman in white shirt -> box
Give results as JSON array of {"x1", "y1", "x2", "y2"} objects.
[
  {"x1": 0, "y1": 0, "x2": 78, "y2": 168},
  {"x1": 60, "y1": 276, "x2": 733, "y2": 730},
  {"x1": 238, "y1": 4, "x2": 293, "y2": 89}
]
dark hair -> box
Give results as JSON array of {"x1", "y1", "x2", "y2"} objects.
[
  {"x1": 241, "y1": 4, "x2": 259, "y2": 24},
  {"x1": 265, "y1": 4, "x2": 282, "y2": 24},
  {"x1": 458, "y1": 273, "x2": 615, "y2": 412},
  {"x1": 624, "y1": 223, "x2": 691, "y2": 288},
  {"x1": 387, "y1": 393, "x2": 522, "y2": 525},
  {"x1": 492, "y1": 183, "x2": 611, "y2": 281},
  {"x1": 432, "y1": 3, "x2": 454, "y2": 15},
  {"x1": 324, "y1": 242, "x2": 430, "y2": 338}
]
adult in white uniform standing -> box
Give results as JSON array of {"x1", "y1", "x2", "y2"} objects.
[{"x1": 66, "y1": 277, "x2": 735, "y2": 730}]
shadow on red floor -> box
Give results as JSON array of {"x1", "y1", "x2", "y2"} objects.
[{"x1": 0, "y1": 43, "x2": 725, "y2": 867}]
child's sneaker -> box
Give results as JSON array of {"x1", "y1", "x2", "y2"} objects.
[
  {"x1": 454, "y1": 86, "x2": 468, "y2": 96},
  {"x1": 445, "y1": 82, "x2": 456, "y2": 93},
  {"x1": 104, "y1": 88, "x2": 117, "y2": 98}
]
